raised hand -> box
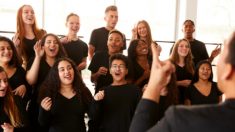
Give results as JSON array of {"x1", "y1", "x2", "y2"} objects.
[
  {"x1": 12, "y1": 33, "x2": 20, "y2": 48},
  {"x1": 149, "y1": 43, "x2": 175, "y2": 88},
  {"x1": 210, "y1": 44, "x2": 221, "y2": 59},
  {"x1": 97, "y1": 67, "x2": 108, "y2": 76},
  {"x1": 60, "y1": 36, "x2": 69, "y2": 44},
  {"x1": 131, "y1": 24, "x2": 137, "y2": 39},
  {"x1": 94, "y1": 90, "x2": 105, "y2": 101},
  {"x1": 143, "y1": 43, "x2": 175, "y2": 103},
  {"x1": 1, "y1": 122, "x2": 14, "y2": 132},
  {"x1": 41, "y1": 97, "x2": 52, "y2": 111},
  {"x1": 34, "y1": 40, "x2": 44, "y2": 58},
  {"x1": 12, "y1": 84, "x2": 26, "y2": 98}
]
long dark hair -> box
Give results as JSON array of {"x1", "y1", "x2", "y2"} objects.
[
  {"x1": 191, "y1": 60, "x2": 213, "y2": 84},
  {"x1": 128, "y1": 39, "x2": 149, "y2": 60},
  {"x1": 38, "y1": 57, "x2": 92, "y2": 109},
  {"x1": 40, "y1": 33, "x2": 67, "y2": 59},
  {"x1": 0, "y1": 36, "x2": 21, "y2": 67},
  {"x1": 0, "y1": 66, "x2": 22, "y2": 127},
  {"x1": 127, "y1": 39, "x2": 150, "y2": 82},
  {"x1": 165, "y1": 73, "x2": 179, "y2": 106}
]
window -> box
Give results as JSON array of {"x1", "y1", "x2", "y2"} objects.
[
  {"x1": 116, "y1": 0, "x2": 176, "y2": 59},
  {"x1": 0, "y1": 0, "x2": 43, "y2": 38},
  {"x1": 43, "y1": 0, "x2": 114, "y2": 43},
  {"x1": 197, "y1": 0, "x2": 235, "y2": 43}
]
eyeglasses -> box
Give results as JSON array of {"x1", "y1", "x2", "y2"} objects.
[{"x1": 111, "y1": 64, "x2": 126, "y2": 70}]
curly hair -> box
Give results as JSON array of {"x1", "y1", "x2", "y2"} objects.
[
  {"x1": 128, "y1": 39, "x2": 149, "y2": 60},
  {"x1": 38, "y1": 57, "x2": 92, "y2": 109}
]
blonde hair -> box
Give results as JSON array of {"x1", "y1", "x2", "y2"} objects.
[
  {"x1": 105, "y1": 5, "x2": 118, "y2": 13},
  {"x1": 66, "y1": 13, "x2": 79, "y2": 22},
  {"x1": 170, "y1": 39, "x2": 194, "y2": 75}
]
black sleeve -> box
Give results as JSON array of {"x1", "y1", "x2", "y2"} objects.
[
  {"x1": 88, "y1": 53, "x2": 99, "y2": 73},
  {"x1": 213, "y1": 82, "x2": 222, "y2": 96},
  {"x1": 122, "y1": 33, "x2": 127, "y2": 50},
  {"x1": 89, "y1": 29, "x2": 97, "y2": 47},
  {"x1": 38, "y1": 106, "x2": 52, "y2": 127},
  {"x1": 83, "y1": 43, "x2": 88, "y2": 58},
  {"x1": 89, "y1": 99, "x2": 102, "y2": 121},
  {"x1": 147, "y1": 107, "x2": 175, "y2": 132},
  {"x1": 126, "y1": 59, "x2": 134, "y2": 82},
  {"x1": 87, "y1": 95, "x2": 102, "y2": 132},
  {"x1": 14, "y1": 96, "x2": 30, "y2": 127},
  {"x1": 148, "y1": 121, "x2": 171, "y2": 132},
  {"x1": 201, "y1": 43, "x2": 209, "y2": 59},
  {"x1": 185, "y1": 84, "x2": 192, "y2": 100},
  {"x1": 26, "y1": 57, "x2": 34, "y2": 71},
  {"x1": 18, "y1": 66, "x2": 32, "y2": 103},
  {"x1": 129, "y1": 99, "x2": 159, "y2": 132}
]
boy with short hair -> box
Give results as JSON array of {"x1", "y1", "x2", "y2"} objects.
[
  {"x1": 90, "y1": 53, "x2": 141, "y2": 132},
  {"x1": 88, "y1": 5, "x2": 126, "y2": 60}
]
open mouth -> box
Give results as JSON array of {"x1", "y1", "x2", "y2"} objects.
[
  {"x1": 111, "y1": 46, "x2": 119, "y2": 49},
  {"x1": 115, "y1": 72, "x2": 121, "y2": 76},
  {"x1": 202, "y1": 73, "x2": 208, "y2": 76},
  {"x1": 64, "y1": 74, "x2": 72, "y2": 80},
  {"x1": 49, "y1": 48, "x2": 57, "y2": 53},
  {"x1": 72, "y1": 28, "x2": 78, "y2": 31},
  {"x1": 142, "y1": 48, "x2": 148, "y2": 52},
  {"x1": 0, "y1": 89, "x2": 6, "y2": 92},
  {"x1": 1, "y1": 55, "x2": 11, "y2": 58},
  {"x1": 26, "y1": 17, "x2": 34, "y2": 21}
]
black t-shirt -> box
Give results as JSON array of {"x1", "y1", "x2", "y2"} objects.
[
  {"x1": 38, "y1": 93, "x2": 87, "y2": 132},
  {"x1": 26, "y1": 58, "x2": 52, "y2": 101},
  {"x1": 0, "y1": 96, "x2": 30, "y2": 132},
  {"x1": 128, "y1": 59, "x2": 152, "y2": 89},
  {"x1": 190, "y1": 39, "x2": 209, "y2": 66},
  {"x1": 23, "y1": 37, "x2": 37, "y2": 61},
  {"x1": 8, "y1": 66, "x2": 32, "y2": 106},
  {"x1": 185, "y1": 82, "x2": 222, "y2": 105},
  {"x1": 63, "y1": 39, "x2": 88, "y2": 65},
  {"x1": 89, "y1": 27, "x2": 109, "y2": 53},
  {"x1": 89, "y1": 27, "x2": 126, "y2": 54},
  {"x1": 8, "y1": 66, "x2": 27, "y2": 91},
  {"x1": 88, "y1": 51, "x2": 113, "y2": 93},
  {"x1": 26, "y1": 58, "x2": 52, "y2": 131},
  {"x1": 175, "y1": 64, "x2": 193, "y2": 104},
  {"x1": 0, "y1": 98, "x2": 10, "y2": 132},
  {"x1": 90, "y1": 84, "x2": 141, "y2": 132}
]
